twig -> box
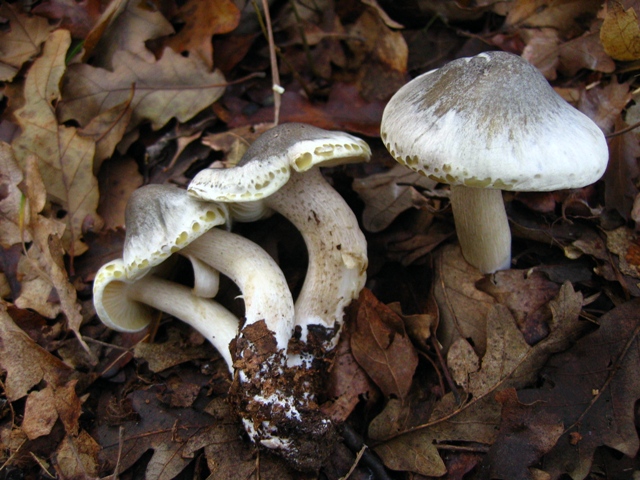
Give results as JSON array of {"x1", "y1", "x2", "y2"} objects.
[
  {"x1": 605, "y1": 119, "x2": 640, "y2": 139},
  {"x1": 339, "y1": 444, "x2": 367, "y2": 480},
  {"x1": 253, "y1": 0, "x2": 282, "y2": 126},
  {"x1": 430, "y1": 335, "x2": 461, "y2": 404},
  {"x1": 341, "y1": 424, "x2": 393, "y2": 480}
]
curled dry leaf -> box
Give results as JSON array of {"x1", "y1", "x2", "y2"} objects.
[
  {"x1": 12, "y1": 29, "x2": 102, "y2": 256},
  {"x1": 60, "y1": 47, "x2": 226, "y2": 132},
  {"x1": 350, "y1": 288, "x2": 419, "y2": 401},
  {"x1": 519, "y1": 298, "x2": 640, "y2": 479}
]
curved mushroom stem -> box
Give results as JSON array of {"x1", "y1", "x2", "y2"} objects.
[
  {"x1": 449, "y1": 185, "x2": 511, "y2": 274},
  {"x1": 127, "y1": 275, "x2": 238, "y2": 370},
  {"x1": 266, "y1": 168, "x2": 368, "y2": 355},
  {"x1": 181, "y1": 228, "x2": 294, "y2": 350}
]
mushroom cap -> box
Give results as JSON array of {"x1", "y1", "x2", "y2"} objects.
[
  {"x1": 123, "y1": 184, "x2": 228, "y2": 280},
  {"x1": 187, "y1": 123, "x2": 371, "y2": 203},
  {"x1": 93, "y1": 259, "x2": 153, "y2": 331},
  {"x1": 381, "y1": 51, "x2": 609, "y2": 192}
]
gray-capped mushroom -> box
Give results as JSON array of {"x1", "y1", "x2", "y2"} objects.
[
  {"x1": 381, "y1": 51, "x2": 609, "y2": 273},
  {"x1": 188, "y1": 123, "x2": 371, "y2": 354},
  {"x1": 93, "y1": 259, "x2": 239, "y2": 370}
]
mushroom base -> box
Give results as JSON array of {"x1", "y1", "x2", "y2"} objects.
[{"x1": 229, "y1": 320, "x2": 338, "y2": 472}]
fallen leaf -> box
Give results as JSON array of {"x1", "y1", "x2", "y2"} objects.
[
  {"x1": 433, "y1": 244, "x2": 496, "y2": 356},
  {"x1": 134, "y1": 328, "x2": 218, "y2": 373},
  {"x1": 478, "y1": 388, "x2": 564, "y2": 480},
  {"x1": 519, "y1": 298, "x2": 640, "y2": 479},
  {"x1": 55, "y1": 430, "x2": 101, "y2": 480},
  {"x1": 165, "y1": 0, "x2": 241, "y2": 70},
  {"x1": 0, "y1": 4, "x2": 56, "y2": 81},
  {"x1": 604, "y1": 117, "x2": 640, "y2": 219},
  {"x1": 477, "y1": 269, "x2": 560, "y2": 345},
  {"x1": 353, "y1": 164, "x2": 441, "y2": 232},
  {"x1": 32, "y1": 0, "x2": 103, "y2": 39},
  {"x1": 371, "y1": 283, "x2": 585, "y2": 476},
  {"x1": 578, "y1": 77, "x2": 631, "y2": 133},
  {"x1": 350, "y1": 289, "x2": 419, "y2": 400},
  {"x1": 12, "y1": 30, "x2": 102, "y2": 256},
  {"x1": 0, "y1": 303, "x2": 76, "y2": 402},
  {"x1": 94, "y1": 388, "x2": 216, "y2": 480},
  {"x1": 0, "y1": 142, "x2": 31, "y2": 248},
  {"x1": 86, "y1": 0, "x2": 174, "y2": 69},
  {"x1": 60, "y1": 47, "x2": 226, "y2": 131},
  {"x1": 506, "y1": 0, "x2": 602, "y2": 38},
  {"x1": 600, "y1": 0, "x2": 640, "y2": 61},
  {"x1": 97, "y1": 156, "x2": 143, "y2": 230}
]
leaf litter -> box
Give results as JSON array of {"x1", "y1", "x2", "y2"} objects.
[{"x1": 1, "y1": 0, "x2": 640, "y2": 478}]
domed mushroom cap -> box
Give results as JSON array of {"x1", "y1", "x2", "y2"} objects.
[
  {"x1": 123, "y1": 184, "x2": 228, "y2": 280},
  {"x1": 381, "y1": 51, "x2": 609, "y2": 192},
  {"x1": 188, "y1": 123, "x2": 371, "y2": 202}
]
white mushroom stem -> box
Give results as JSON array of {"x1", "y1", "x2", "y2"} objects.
[
  {"x1": 266, "y1": 168, "x2": 367, "y2": 349},
  {"x1": 449, "y1": 185, "x2": 511, "y2": 274},
  {"x1": 182, "y1": 228, "x2": 295, "y2": 351},
  {"x1": 126, "y1": 275, "x2": 238, "y2": 369}
]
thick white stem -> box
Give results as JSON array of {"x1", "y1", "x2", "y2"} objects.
[
  {"x1": 266, "y1": 168, "x2": 367, "y2": 347},
  {"x1": 126, "y1": 275, "x2": 238, "y2": 371},
  {"x1": 182, "y1": 228, "x2": 294, "y2": 351},
  {"x1": 449, "y1": 185, "x2": 511, "y2": 274}
]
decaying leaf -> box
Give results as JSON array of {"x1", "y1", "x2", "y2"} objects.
[
  {"x1": 95, "y1": 388, "x2": 217, "y2": 480},
  {"x1": 0, "y1": 142, "x2": 31, "y2": 247},
  {"x1": 519, "y1": 298, "x2": 640, "y2": 479},
  {"x1": 350, "y1": 289, "x2": 419, "y2": 401},
  {"x1": 371, "y1": 283, "x2": 584, "y2": 477},
  {"x1": 353, "y1": 164, "x2": 441, "y2": 233},
  {"x1": 55, "y1": 430, "x2": 101, "y2": 480},
  {"x1": 12, "y1": 29, "x2": 102, "y2": 256},
  {"x1": 97, "y1": 156, "x2": 143, "y2": 230},
  {"x1": 0, "y1": 3, "x2": 56, "y2": 81},
  {"x1": 60, "y1": 47, "x2": 226, "y2": 131},
  {"x1": 165, "y1": 0, "x2": 241, "y2": 69},
  {"x1": 600, "y1": 0, "x2": 640, "y2": 61}
]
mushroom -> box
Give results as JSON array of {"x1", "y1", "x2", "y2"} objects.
[
  {"x1": 93, "y1": 259, "x2": 239, "y2": 370},
  {"x1": 380, "y1": 51, "x2": 609, "y2": 273},
  {"x1": 116, "y1": 184, "x2": 316, "y2": 465},
  {"x1": 188, "y1": 123, "x2": 371, "y2": 356}
]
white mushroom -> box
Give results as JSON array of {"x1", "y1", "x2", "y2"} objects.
[
  {"x1": 188, "y1": 123, "x2": 371, "y2": 354},
  {"x1": 381, "y1": 51, "x2": 609, "y2": 273},
  {"x1": 93, "y1": 259, "x2": 238, "y2": 370}
]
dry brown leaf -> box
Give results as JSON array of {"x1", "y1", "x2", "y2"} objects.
[
  {"x1": 55, "y1": 430, "x2": 101, "y2": 480},
  {"x1": 12, "y1": 30, "x2": 102, "y2": 256},
  {"x1": 557, "y1": 31, "x2": 616, "y2": 76},
  {"x1": 604, "y1": 117, "x2": 640, "y2": 219},
  {"x1": 600, "y1": 0, "x2": 640, "y2": 61},
  {"x1": 0, "y1": 142, "x2": 31, "y2": 247},
  {"x1": 433, "y1": 244, "x2": 496, "y2": 356},
  {"x1": 134, "y1": 328, "x2": 217, "y2": 373},
  {"x1": 353, "y1": 164, "x2": 441, "y2": 233},
  {"x1": 60, "y1": 47, "x2": 226, "y2": 132},
  {"x1": 350, "y1": 289, "x2": 419, "y2": 400},
  {"x1": 371, "y1": 283, "x2": 584, "y2": 477},
  {"x1": 21, "y1": 386, "x2": 59, "y2": 440},
  {"x1": 86, "y1": 0, "x2": 174, "y2": 70},
  {"x1": 506, "y1": 0, "x2": 602, "y2": 38},
  {"x1": 519, "y1": 298, "x2": 640, "y2": 479},
  {"x1": 579, "y1": 77, "x2": 632, "y2": 133},
  {"x1": 32, "y1": 0, "x2": 103, "y2": 39},
  {"x1": 521, "y1": 28, "x2": 561, "y2": 79},
  {"x1": 0, "y1": 3, "x2": 56, "y2": 81},
  {"x1": 97, "y1": 156, "x2": 143, "y2": 230},
  {"x1": 165, "y1": 0, "x2": 241, "y2": 70},
  {"x1": 80, "y1": 91, "x2": 134, "y2": 173},
  {"x1": 0, "y1": 303, "x2": 76, "y2": 402}
]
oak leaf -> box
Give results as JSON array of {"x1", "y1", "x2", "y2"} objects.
[
  {"x1": 0, "y1": 3, "x2": 56, "y2": 81},
  {"x1": 59, "y1": 47, "x2": 226, "y2": 131},
  {"x1": 12, "y1": 29, "x2": 102, "y2": 256},
  {"x1": 519, "y1": 298, "x2": 640, "y2": 479}
]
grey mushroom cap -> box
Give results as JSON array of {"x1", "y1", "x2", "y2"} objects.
[
  {"x1": 123, "y1": 184, "x2": 228, "y2": 280},
  {"x1": 188, "y1": 123, "x2": 371, "y2": 203},
  {"x1": 381, "y1": 51, "x2": 609, "y2": 192}
]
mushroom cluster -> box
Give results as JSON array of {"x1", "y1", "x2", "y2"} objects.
[{"x1": 93, "y1": 123, "x2": 371, "y2": 471}]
